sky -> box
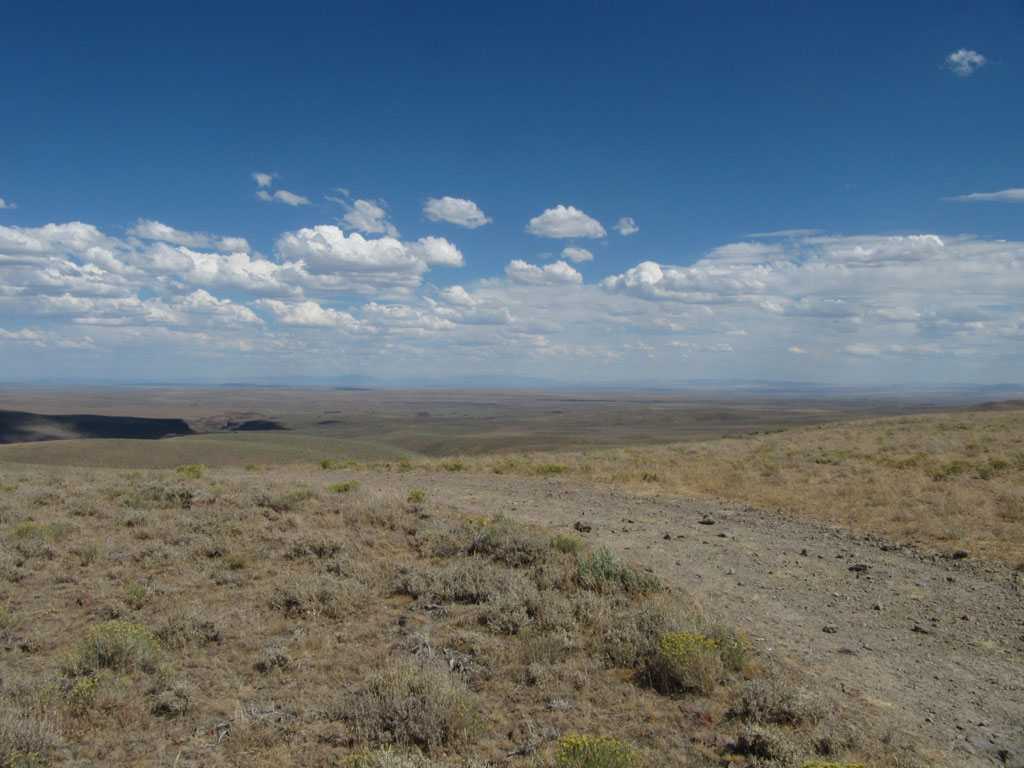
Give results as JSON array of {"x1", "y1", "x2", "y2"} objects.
[{"x1": 1, "y1": 1, "x2": 1022, "y2": 386}]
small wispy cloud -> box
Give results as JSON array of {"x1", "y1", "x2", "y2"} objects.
[
  {"x1": 945, "y1": 48, "x2": 987, "y2": 77},
  {"x1": 0, "y1": 197, "x2": 16, "y2": 210},
  {"x1": 341, "y1": 199, "x2": 398, "y2": 237},
  {"x1": 251, "y1": 172, "x2": 276, "y2": 188},
  {"x1": 424, "y1": 196, "x2": 491, "y2": 229},
  {"x1": 561, "y1": 246, "x2": 594, "y2": 263},
  {"x1": 257, "y1": 189, "x2": 311, "y2": 206},
  {"x1": 527, "y1": 205, "x2": 606, "y2": 238},
  {"x1": 746, "y1": 228, "x2": 822, "y2": 238},
  {"x1": 843, "y1": 343, "x2": 880, "y2": 356},
  {"x1": 505, "y1": 259, "x2": 583, "y2": 285},
  {"x1": 614, "y1": 217, "x2": 638, "y2": 236},
  {"x1": 946, "y1": 187, "x2": 1024, "y2": 203}
]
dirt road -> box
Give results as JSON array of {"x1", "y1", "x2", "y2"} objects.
[{"x1": 403, "y1": 472, "x2": 1024, "y2": 767}]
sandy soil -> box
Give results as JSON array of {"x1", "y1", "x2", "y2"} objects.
[{"x1": 396, "y1": 471, "x2": 1024, "y2": 768}]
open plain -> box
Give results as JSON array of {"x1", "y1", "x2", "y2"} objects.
[{"x1": 0, "y1": 388, "x2": 1021, "y2": 768}]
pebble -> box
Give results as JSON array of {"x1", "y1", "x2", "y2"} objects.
[{"x1": 822, "y1": 623, "x2": 838, "y2": 633}]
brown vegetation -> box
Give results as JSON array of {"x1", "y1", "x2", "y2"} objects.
[{"x1": 0, "y1": 463, "x2": 909, "y2": 767}]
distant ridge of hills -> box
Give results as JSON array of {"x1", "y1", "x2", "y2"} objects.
[{"x1": 2, "y1": 375, "x2": 1021, "y2": 401}]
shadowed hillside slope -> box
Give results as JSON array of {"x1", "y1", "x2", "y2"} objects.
[{"x1": 0, "y1": 410, "x2": 194, "y2": 444}]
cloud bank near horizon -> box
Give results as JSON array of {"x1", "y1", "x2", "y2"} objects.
[{"x1": 0, "y1": 212, "x2": 1021, "y2": 385}]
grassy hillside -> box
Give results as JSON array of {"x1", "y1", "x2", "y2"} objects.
[
  {"x1": 432, "y1": 408, "x2": 1024, "y2": 567},
  {"x1": 0, "y1": 463, "x2": 905, "y2": 767}
]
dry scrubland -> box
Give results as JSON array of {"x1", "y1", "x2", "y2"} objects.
[
  {"x1": 446, "y1": 408, "x2": 1024, "y2": 567},
  {"x1": 2, "y1": 463, "x2": 912, "y2": 768}
]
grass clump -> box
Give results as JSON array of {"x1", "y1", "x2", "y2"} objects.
[
  {"x1": 345, "y1": 655, "x2": 473, "y2": 749},
  {"x1": 554, "y1": 734, "x2": 640, "y2": 768},
  {"x1": 63, "y1": 619, "x2": 162, "y2": 675},
  {"x1": 0, "y1": 687, "x2": 60, "y2": 768},
  {"x1": 175, "y1": 464, "x2": 205, "y2": 479},
  {"x1": 439, "y1": 460, "x2": 464, "y2": 472},
  {"x1": 407, "y1": 490, "x2": 426, "y2": 504},
  {"x1": 577, "y1": 547, "x2": 661, "y2": 596}
]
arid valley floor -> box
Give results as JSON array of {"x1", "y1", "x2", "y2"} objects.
[{"x1": 0, "y1": 388, "x2": 1021, "y2": 767}]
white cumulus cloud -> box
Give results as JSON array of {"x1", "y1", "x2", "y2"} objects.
[
  {"x1": 274, "y1": 226, "x2": 462, "y2": 294},
  {"x1": 258, "y1": 299, "x2": 360, "y2": 329},
  {"x1": 945, "y1": 48, "x2": 987, "y2": 76},
  {"x1": 0, "y1": 197, "x2": 15, "y2": 210},
  {"x1": 251, "y1": 172, "x2": 276, "y2": 188},
  {"x1": 614, "y1": 217, "x2": 638, "y2": 236},
  {"x1": 561, "y1": 246, "x2": 594, "y2": 263},
  {"x1": 526, "y1": 205, "x2": 606, "y2": 238},
  {"x1": 424, "y1": 196, "x2": 491, "y2": 228}
]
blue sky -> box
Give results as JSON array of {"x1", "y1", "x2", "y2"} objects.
[{"x1": 1, "y1": 1, "x2": 1022, "y2": 385}]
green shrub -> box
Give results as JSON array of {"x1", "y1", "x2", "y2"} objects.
[
  {"x1": 577, "y1": 548, "x2": 661, "y2": 596},
  {"x1": 8, "y1": 523, "x2": 52, "y2": 558},
  {"x1": 536, "y1": 463, "x2": 566, "y2": 475},
  {"x1": 649, "y1": 631, "x2": 722, "y2": 694},
  {"x1": 68, "y1": 674, "x2": 102, "y2": 717},
  {"x1": 470, "y1": 514, "x2": 551, "y2": 566},
  {"x1": 2, "y1": 751, "x2": 48, "y2": 768},
  {"x1": 119, "y1": 482, "x2": 191, "y2": 509},
  {"x1": 407, "y1": 490, "x2": 426, "y2": 504},
  {"x1": 706, "y1": 620, "x2": 754, "y2": 672},
  {"x1": 552, "y1": 534, "x2": 583, "y2": 554},
  {"x1": 554, "y1": 734, "x2": 640, "y2": 768},
  {"x1": 319, "y1": 458, "x2": 338, "y2": 470},
  {"x1": 256, "y1": 488, "x2": 314, "y2": 511},
  {"x1": 439, "y1": 460, "x2": 463, "y2": 472},
  {"x1": 396, "y1": 460, "x2": 413, "y2": 472},
  {"x1": 64, "y1": 619, "x2": 162, "y2": 674},
  {"x1": 124, "y1": 582, "x2": 149, "y2": 610},
  {"x1": 175, "y1": 464, "x2": 205, "y2": 479},
  {"x1": 330, "y1": 480, "x2": 362, "y2": 494}
]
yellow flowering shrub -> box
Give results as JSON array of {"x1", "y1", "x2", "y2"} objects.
[{"x1": 650, "y1": 631, "x2": 723, "y2": 694}]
